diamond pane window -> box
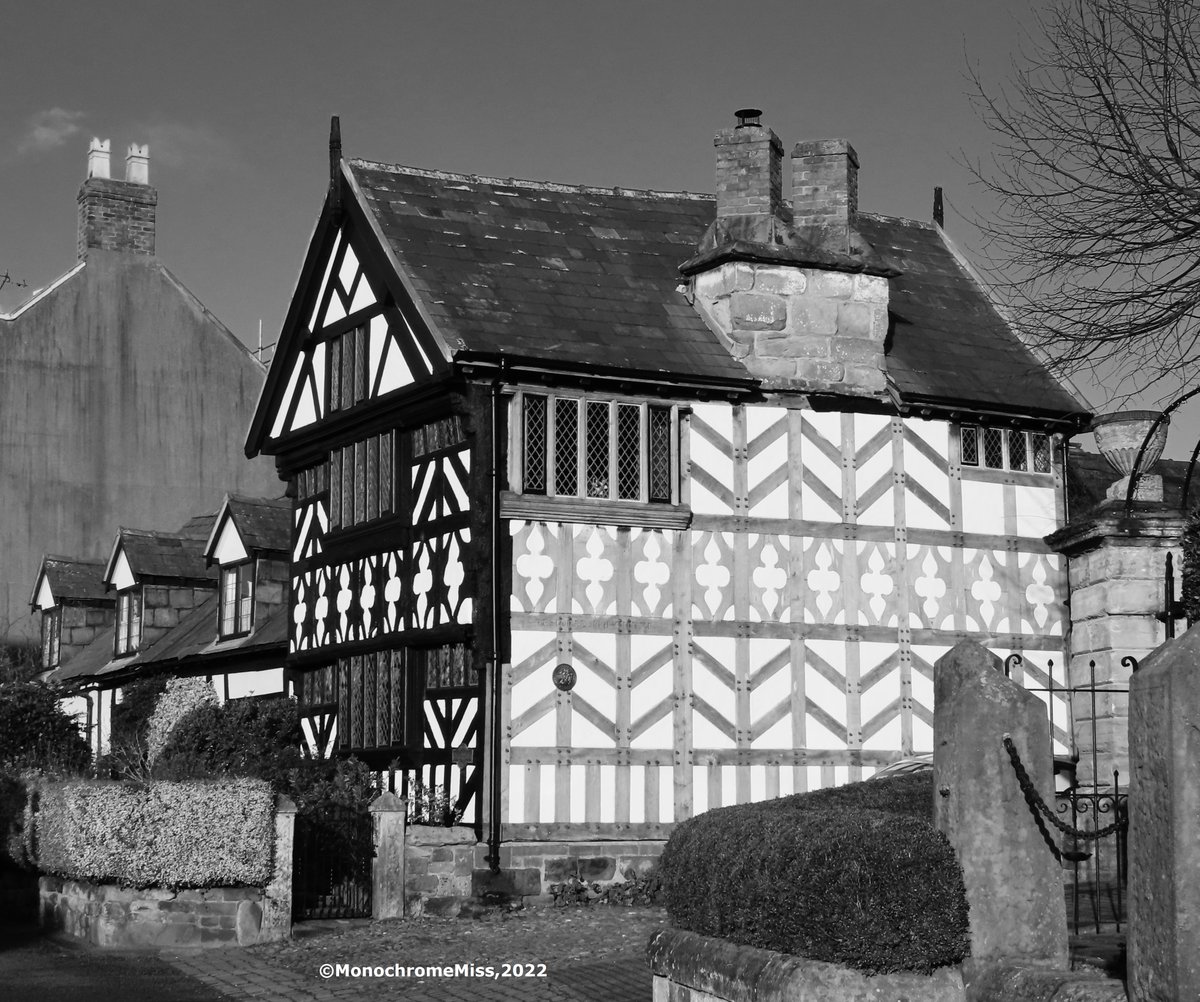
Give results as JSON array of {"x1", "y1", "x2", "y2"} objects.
[
  {"x1": 617, "y1": 404, "x2": 641, "y2": 500},
  {"x1": 1032, "y1": 433, "x2": 1052, "y2": 473},
  {"x1": 554, "y1": 398, "x2": 578, "y2": 495},
  {"x1": 586, "y1": 401, "x2": 610, "y2": 498},
  {"x1": 523, "y1": 394, "x2": 548, "y2": 494},
  {"x1": 648, "y1": 406, "x2": 672, "y2": 503},
  {"x1": 960, "y1": 426, "x2": 979, "y2": 466},
  {"x1": 1008, "y1": 430, "x2": 1028, "y2": 471},
  {"x1": 983, "y1": 427, "x2": 1005, "y2": 469}
]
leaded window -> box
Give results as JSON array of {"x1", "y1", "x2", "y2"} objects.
[
  {"x1": 219, "y1": 562, "x2": 255, "y2": 639},
  {"x1": 328, "y1": 325, "x2": 369, "y2": 412},
  {"x1": 330, "y1": 428, "x2": 396, "y2": 530},
  {"x1": 521, "y1": 393, "x2": 676, "y2": 503},
  {"x1": 959, "y1": 425, "x2": 1054, "y2": 476}
]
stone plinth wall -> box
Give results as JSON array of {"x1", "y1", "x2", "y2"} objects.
[
  {"x1": 647, "y1": 928, "x2": 965, "y2": 1002},
  {"x1": 472, "y1": 840, "x2": 664, "y2": 905},
  {"x1": 39, "y1": 876, "x2": 279, "y2": 948},
  {"x1": 404, "y1": 825, "x2": 476, "y2": 917}
]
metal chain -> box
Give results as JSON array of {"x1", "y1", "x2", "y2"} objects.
[{"x1": 1003, "y1": 735, "x2": 1127, "y2": 841}]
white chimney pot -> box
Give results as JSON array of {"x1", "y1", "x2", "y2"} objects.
[
  {"x1": 125, "y1": 143, "x2": 150, "y2": 185},
  {"x1": 87, "y1": 138, "x2": 111, "y2": 180}
]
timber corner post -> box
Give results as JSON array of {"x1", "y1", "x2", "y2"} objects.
[
  {"x1": 932, "y1": 640, "x2": 1068, "y2": 974},
  {"x1": 1127, "y1": 625, "x2": 1200, "y2": 1002},
  {"x1": 370, "y1": 792, "x2": 406, "y2": 920}
]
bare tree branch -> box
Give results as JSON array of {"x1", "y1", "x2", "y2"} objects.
[{"x1": 967, "y1": 0, "x2": 1200, "y2": 396}]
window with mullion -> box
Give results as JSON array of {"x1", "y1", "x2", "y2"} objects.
[
  {"x1": 114, "y1": 588, "x2": 141, "y2": 657},
  {"x1": 521, "y1": 392, "x2": 675, "y2": 504},
  {"x1": 219, "y1": 562, "x2": 255, "y2": 639}
]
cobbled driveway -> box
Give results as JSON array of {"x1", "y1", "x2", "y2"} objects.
[{"x1": 165, "y1": 906, "x2": 667, "y2": 1002}]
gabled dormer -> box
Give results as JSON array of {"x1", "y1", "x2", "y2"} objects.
[
  {"x1": 29, "y1": 556, "x2": 114, "y2": 672},
  {"x1": 203, "y1": 495, "x2": 291, "y2": 643},
  {"x1": 103, "y1": 524, "x2": 217, "y2": 659}
]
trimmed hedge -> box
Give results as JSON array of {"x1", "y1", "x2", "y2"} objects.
[
  {"x1": 659, "y1": 772, "x2": 968, "y2": 975},
  {"x1": 152, "y1": 695, "x2": 303, "y2": 785},
  {"x1": 145, "y1": 677, "x2": 217, "y2": 764},
  {"x1": 35, "y1": 778, "x2": 274, "y2": 888}
]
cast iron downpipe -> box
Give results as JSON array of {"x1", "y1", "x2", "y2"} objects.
[{"x1": 485, "y1": 369, "x2": 505, "y2": 873}]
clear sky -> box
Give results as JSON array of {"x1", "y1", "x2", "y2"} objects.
[{"x1": 4, "y1": 0, "x2": 1194, "y2": 458}]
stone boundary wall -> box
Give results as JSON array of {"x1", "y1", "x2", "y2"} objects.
[
  {"x1": 402, "y1": 834, "x2": 665, "y2": 915},
  {"x1": 39, "y1": 876, "x2": 275, "y2": 948},
  {"x1": 647, "y1": 928, "x2": 965, "y2": 1002}
]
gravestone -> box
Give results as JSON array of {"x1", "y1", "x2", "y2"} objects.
[
  {"x1": 933, "y1": 640, "x2": 1067, "y2": 971},
  {"x1": 1127, "y1": 626, "x2": 1200, "y2": 1002}
]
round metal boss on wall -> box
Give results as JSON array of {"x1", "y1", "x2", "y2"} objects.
[{"x1": 552, "y1": 663, "x2": 577, "y2": 692}]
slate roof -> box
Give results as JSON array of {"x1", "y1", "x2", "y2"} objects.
[
  {"x1": 117, "y1": 521, "x2": 217, "y2": 584},
  {"x1": 219, "y1": 495, "x2": 291, "y2": 555},
  {"x1": 46, "y1": 598, "x2": 288, "y2": 686},
  {"x1": 350, "y1": 163, "x2": 752, "y2": 385},
  {"x1": 345, "y1": 161, "x2": 1082, "y2": 420},
  {"x1": 37, "y1": 556, "x2": 110, "y2": 605},
  {"x1": 855, "y1": 214, "x2": 1083, "y2": 419},
  {"x1": 1066, "y1": 445, "x2": 1194, "y2": 515}
]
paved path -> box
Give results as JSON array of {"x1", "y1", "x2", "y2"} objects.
[{"x1": 1, "y1": 923, "x2": 651, "y2": 1002}]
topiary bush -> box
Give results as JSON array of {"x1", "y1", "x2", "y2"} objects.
[
  {"x1": 145, "y1": 676, "x2": 218, "y2": 765},
  {"x1": 152, "y1": 694, "x2": 303, "y2": 786},
  {"x1": 34, "y1": 778, "x2": 274, "y2": 889},
  {"x1": 658, "y1": 771, "x2": 967, "y2": 975},
  {"x1": 0, "y1": 681, "x2": 90, "y2": 776}
]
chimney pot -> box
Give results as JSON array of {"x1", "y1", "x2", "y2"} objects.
[
  {"x1": 125, "y1": 143, "x2": 149, "y2": 185},
  {"x1": 87, "y1": 138, "x2": 111, "y2": 180},
  {"x1": 734, "y1": 108, "x2": 763, "y2": 129}
]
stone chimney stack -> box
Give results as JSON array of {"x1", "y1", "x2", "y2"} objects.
[
  {"x1": 77, "y1": 138, "x2": 157, "y2": 260},
  {"x1": 684, "y1": 113, "x2": 894, "y2": 398},
  {"x1": 792, "y1": 139, "x2": 858, "y2": 253}
]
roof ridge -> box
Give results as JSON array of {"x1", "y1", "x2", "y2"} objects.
[
  {"x1": 348, "y1": 159, "x2": 715, "y2": 203},
  {"x1": 859, "y1": 210, "x2": 937, "y2": 230}
]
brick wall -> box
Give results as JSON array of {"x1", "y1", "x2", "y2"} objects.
[{"x1": 77, "y1": 176, "x2": 157, "y2": 259}]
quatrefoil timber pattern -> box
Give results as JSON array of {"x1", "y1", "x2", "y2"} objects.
[{"x1": 506, "y1": 400, "x2": 1069, "y2": 836}]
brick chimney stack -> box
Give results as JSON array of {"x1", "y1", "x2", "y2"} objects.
[
  {"x1": 77, "y1": 139, "x2": 157, "y2": 260},
  {"x1": 791, "y1": 139, "x2": 859, "y2": 253},
  {"x1": 714, "y1": 110, "x2": 786, "y2": 224}
]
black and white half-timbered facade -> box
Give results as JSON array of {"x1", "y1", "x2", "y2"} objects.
[{"x1": 247, "y1": 116, "x2": 1088, "y2": 874}]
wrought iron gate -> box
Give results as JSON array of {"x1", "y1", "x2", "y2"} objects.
[
  {"x1": 291, "y1": 806, "x2": 374, "y2": 920},
  {"x1": 1012, "y1": 655, "x2": 1130, "y2": 935}
]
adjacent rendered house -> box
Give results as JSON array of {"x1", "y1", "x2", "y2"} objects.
[
  {"x1": 32, "y1": 496, "x2": 290, "y2": 755},
  {"x1": 0, "y1": 139, "x2": 278, "y2": 640},
  {"x1": 246, "y1": 115, "x2": 1088, "y2": 879}
]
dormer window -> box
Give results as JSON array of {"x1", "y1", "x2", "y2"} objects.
[
  {"x1": 220, "y1": 561, "x2": 255, "y2": 639},
  {"x1": 114, "y1": 588, "x2": 141, "y2": 657},
  {"x1": 519, "y1": 393, "x2": 677, "y2": 503},
  {"x1": 41, "y1": 608, "x2": 61, "y2": 670}
]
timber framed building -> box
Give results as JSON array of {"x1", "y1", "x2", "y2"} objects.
[{"x1": 246, "y1": 114, "x2": 1089, "y2": 881}]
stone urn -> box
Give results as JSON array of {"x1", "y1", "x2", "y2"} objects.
[{"x1": 1092, "y1": 410, "x2": 1169, "y2": 501}]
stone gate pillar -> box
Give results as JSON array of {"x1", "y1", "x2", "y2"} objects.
[
  {"x1": 370, "y1": 792, "x2": 406, "y2": 920},
  {"x1": 933, "y1": 640, "x2": 1067, "y2": 972},
  {"x1": 1047, "y1": 497, "x2": 1184, "y2": 786},
  {"x1": 1127, "y1": 626, "x2": 1200, "y2": 1001}
]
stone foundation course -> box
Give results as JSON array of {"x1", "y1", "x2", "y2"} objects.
[
  {"x1": 648, "y1": 928, "x2": 965, "y2": 1002},
  {"x1": 39, "y1": 875, "x2": 281, "y2": 948}
]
